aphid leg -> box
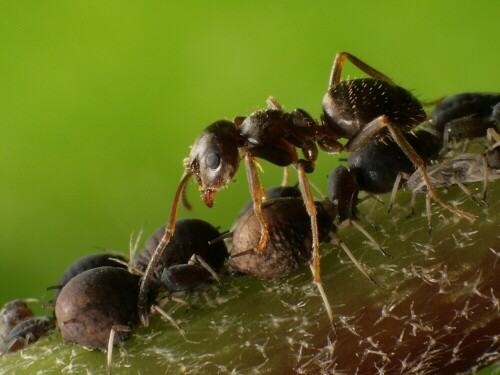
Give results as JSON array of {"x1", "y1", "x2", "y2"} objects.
[
  {"x1": 486, "y1": 127, "x2": 500, "y2": 152},
  {"x1": 338, "y1": 219, "x2": 388, "y2": 257},
  {"x1": 128, "y1": 227, "x2": 144, "y2": 272},
  {"x1": 425, "y1": 194, "x2": 432, "y2": 234},
  {"x1": 452, "y1": 173, "x2": 480, "y2": 206},
  {"x1": 407, "y1": 192, "x2": 417, "y2": 218},
  {"x1": 296, "y1": 162, "x2": 333, "y2": 324},
  {"x1": 332, "y1": 238, "x2": 378, "y2": 286},
  {"x1": 138, "y1": 170, "x2": 193, "y2": 327},
  {"x1": 328, "y1": 51, "x2": 394, "y2": 89},
  {"x1": 480, "y1": 155, "x2": 489, "y2": 202},
  {"x1": 388, "y1": 172, "x2": 406, "y2": 213},
  {"x1": 192, "y1": 254, "x2": 221, "y2": 284},
  {"x1": 152, "y1": 305, "x2": 183, "y2": 333},
  {"x1": 244, "y1": 153, "x2": 269, "y2": 252},
  {"x1": 107, "y1": 325, "x2": 131, "y2": 374}
]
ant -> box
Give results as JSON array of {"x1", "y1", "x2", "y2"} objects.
[{"x1": 138, "y1": 52, "x2": 476, "y2": 325}]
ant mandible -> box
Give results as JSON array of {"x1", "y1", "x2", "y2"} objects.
[{"x1": 138, "y1": 52, "x2": 477, "y2": 326}]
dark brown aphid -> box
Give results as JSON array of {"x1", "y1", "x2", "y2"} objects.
[
  {"x1": 160, "y1": 264, "x2": 212, "y2": 292},
  {"x1": 346, "y1": 129, "x2": 441, "y2": 196},
  {"x1": 230, "y1": 198, "x2": 335, "y2": 279},
  {"x1": 235, "y1": 185, "x2": 302, "y2": 223},
  {"x1": 0, "y1": 299, "x2": 55, "y2": 354},
  {"x1": 426, "y1": 93, "x2": 500, "y2": 148},
  {"x1": 133, "y1": 218, "x2": 227, "y2": 279},
  {"x1": 55, "y1": 266, "x2": 156, "y2": 372},
  {"x1": 407, "y1": 153, "x2": 500, "y2": 203},
  {"x1": 55, "y1": 266, "x2": 147, "y2": 350},
  {"x1": 52, "y1": 253, "x2": 127, "y2": 302}
]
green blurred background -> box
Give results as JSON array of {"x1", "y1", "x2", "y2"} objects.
[{"x1": 0, "y1": 0, "x2": 498, "y2": 326}]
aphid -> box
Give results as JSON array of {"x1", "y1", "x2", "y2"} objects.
[
  {"x1": 426, "y1": 93, "x2": 500, "y2": 151},
  {"x1": 0, "y1": 299, "x2": 55, "y2": 354},
  {"x1": 138, "y1": 52, "x2": 475, "y2": 325},
  {"x1": 234, "y1": 185, "x2": 302, "y2": 223},
  {"x1": 133, "y1": 218, "x2": 228, "y2": 280},
  {"x1": 1, "y1": 316, "x2": 55, "y2": 354},
  {"x1": 230, "y1": 197, "x2": 335, "y2": 279},
  {"x1": 160, "y1": 263, "x2": 212, "y2": 293},
  {"x1": 52, "y1": 253, "x2": 127, "y2": 302},
  {"x1": 229, "y1": 192, "x2": 380, "y2": 289},
  {"x1": 346, "y1": 128, "x2": 443, "y2": 219},
  {"x1": 407, "y1": 153, "x2": 500, "y2": 205},
  {"x1": 55, "y1": 266, "x2": 156, "y2": 373}
]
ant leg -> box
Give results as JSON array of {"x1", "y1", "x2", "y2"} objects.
[
  {"x1": 267, "y1": 96, "x2": 284, "y2": 110},
  {"x1": 348, "y1": 115, "x2": 477, "y2": 224},
  {"x1": 384, "y1": 120, "x2": 477, "y2": 224},
  {"x1": 244, "y1": 153, "x2": 269, "y2": 252},
  {"x1": 296, "y1": 162, "x2": 333, "y2": 324},
  {"x1": 138, "y1": 170, "x2": 193, "y2": 327},
  {"x1": 107, "y1": 325, "x2": 131, "y2": 374},
  {"x1": 328, "y1": 51, "x2": 394, "y2": 88}
]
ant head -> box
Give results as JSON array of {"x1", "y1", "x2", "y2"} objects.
[{"x1": 187, "y1": 120, "x2": 240, "y2": 207}]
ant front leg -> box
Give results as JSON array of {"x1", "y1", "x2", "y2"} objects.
[
  {"x1": 138, "y1": 170, "x2": 193, "y2": 326},
  {"x1": 244, "y1": 152, "x2": 269, "y2": 252},
  {"x1": 296, "y1": 161, "x2": 333, "y2": 324},
  {"x1": 328, "y1": 51, "x2": 394, "y2": 88}
]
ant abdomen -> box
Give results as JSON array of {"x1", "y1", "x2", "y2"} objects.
[{"x1": 322, "y1": 79, "x2": 427, "y2": 142}]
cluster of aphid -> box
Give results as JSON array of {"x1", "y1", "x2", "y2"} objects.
[{"x1": 1, "y1": 52, "x2": 498, "y2": 372}]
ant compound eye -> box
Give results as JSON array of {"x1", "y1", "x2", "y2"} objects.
[{"x1": 206, "y1": 152, "x2": 221, "y2": 170}]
